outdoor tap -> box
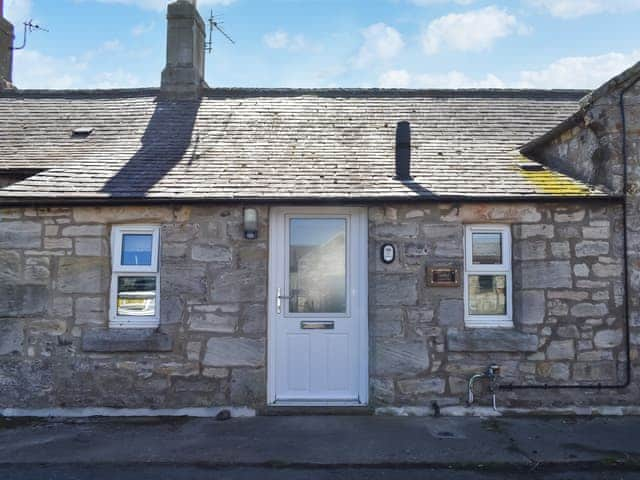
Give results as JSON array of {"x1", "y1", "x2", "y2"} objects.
[
  {"x1": 467, "y1": 364, "x2": 501, "y2": 411},
  {"x1": 467, "y1": 373, "x2": 486, "y2": 405},
  {"x1": 487, "y1": 364, "x2": 501, "y2": 378}
]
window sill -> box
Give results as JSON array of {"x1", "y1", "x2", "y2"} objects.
[{"x1": 81, "y1": 328, "x2": 173, "y2": 353}]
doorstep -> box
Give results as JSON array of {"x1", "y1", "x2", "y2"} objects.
[{"x1": 258, "y1": 405, "x2": 374, "y2": 416}]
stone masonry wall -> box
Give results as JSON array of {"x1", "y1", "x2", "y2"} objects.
[
  {"x1": 534, "y1": 80, "x2": 640, "y2": 197},
  {"x1": 0, "y1": 205, "x2": 268, "y2": 409},
  {"x1": 370, "y1": 202, "x2": 636, "y2": 409},
  {"x1": 0, "y1": 201, "x2": 635, "y2": 410},
  {"x1": 533, "y1": 76, "x2": 640, "y2": 408}
]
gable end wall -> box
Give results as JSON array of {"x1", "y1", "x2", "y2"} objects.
[{"x1": 531, "y1": 76, "x2": 640, "y2": 407}]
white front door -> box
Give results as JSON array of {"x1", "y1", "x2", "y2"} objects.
[{"x1": 268, "y1": 207, "x2": 368, "y2": 405}]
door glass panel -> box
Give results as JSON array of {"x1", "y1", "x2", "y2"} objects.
[
  {"x1": 468, "y1": 274, "x2": 507, "y2": 315},
  {"x1": 472, "y1": 232, "x2": 502, "y2": 265},
  {"x1": 289, "y1": 218, "x2": 347, "y2": 313},
  {"x1": 121, "y1": 234, "x2": 153, "y2": 266}
]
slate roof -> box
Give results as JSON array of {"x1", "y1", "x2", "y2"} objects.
[{"x1": 0, "y1": 87, "x2": 610, "y2": 203}]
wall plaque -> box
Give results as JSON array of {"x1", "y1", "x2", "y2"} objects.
[{"x1": 427, "y1": 266, "x2": 460, "y2": 287}]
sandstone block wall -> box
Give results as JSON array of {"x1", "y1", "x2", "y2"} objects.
[
  {"x1": 532, "y1": 76, "x2": 640, "y2": 408},
  {"x1": 369, "y1": 202, "x2": 636, "y2": 409},
  {"x1": 0, "y1": 201, "x2": 636, "y2": 410},
  {"x1": 0, "y1": 205, "x2": 268, "y2": 408}
]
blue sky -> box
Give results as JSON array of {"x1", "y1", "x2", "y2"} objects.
[{"x1": 5, "y1": 0, "x2": 640, "y2": 90}]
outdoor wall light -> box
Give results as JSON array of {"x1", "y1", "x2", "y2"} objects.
[
  {"x1": 243, "y1": 208, "x2": 258, "y2": 240},
  {"x1": 381, "y1": 243, "x2": 395, "y2": 264}
]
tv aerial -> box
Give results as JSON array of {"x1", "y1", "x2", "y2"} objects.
[
  {"x1": 205, "y1": 11, "x2": 235, "y2": 54},
  {"x1": 11, "y1": 20, "x2": 49, "y2": 51}
]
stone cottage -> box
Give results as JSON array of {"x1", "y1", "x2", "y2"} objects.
[{"x1": 0, "y1": 0, "x2": 638, "y2": 415}]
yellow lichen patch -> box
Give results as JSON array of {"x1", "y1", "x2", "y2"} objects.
[
  {"x1": 512, "y1": 153, "x2": 594, "y2": 196},
  {"x1": 519, "y1": 168, "x2": 593, "y2": 196}
]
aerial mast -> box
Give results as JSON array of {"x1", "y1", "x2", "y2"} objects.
[
  {"x1": 10, "y1": 20, "x2": 48, "y2": 51},
  {"x1": 204, "y1": 11, "x2": 235, "y2": 54}
]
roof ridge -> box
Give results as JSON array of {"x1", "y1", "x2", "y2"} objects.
[
  {"x1": 579, "y1": 60, "x2": 640, "y2": 108},
  {"x1": 0, "y1": 86, "x2": 590, "y2": 100},
  {"x1": 0, "y1": 87, "x2": 161, "y2": 98},
  {"x1": 202, "y1": 87, "x2": 589, "y2": 100}
]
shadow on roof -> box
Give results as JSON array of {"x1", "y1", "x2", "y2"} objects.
[
  {"x1": 100, "y1": 97, "x2": 201, "y2": 196},
  {"x1": 398, "y1": 179, "x2": 435, "y2": 198}
]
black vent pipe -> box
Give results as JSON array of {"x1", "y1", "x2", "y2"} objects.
[{"x1": 394, "y1": 121, "x2": 412, "y2": 181}]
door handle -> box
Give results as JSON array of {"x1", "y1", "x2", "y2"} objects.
[{"x1": 276, "y1": 288, "x2": 290, "y2": 314}]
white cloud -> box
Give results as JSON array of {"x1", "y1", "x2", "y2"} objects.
[
  {"x1": 286, "y1": 35, "x2": 307, "y2": 51},
  {"x1": 262, "y1": 30, "x2": 318, "y2": 53},
  {"x1": 378, "y1": 49, "x2": 640, "y2": 90},
  {"x1": 378, "y1": 69, "x2": 412, "y2": 88},
  {"x1": 93, "y1": 69, "x2": 143, "y2": 89},
  {"x1": 79, "y1": 39, "x2": 123, "y2": 64},
  {"x1": 94, "y1": 0, "x2": 235, "y2": 11},
  {"x1": 131, "y1": 21, "x2": 155, "y2": 36},
  {"x1": 409, "y1": 0, "x2": 475, "y2": 5},
  {"x1": 355, "y1": 23, "x2": 404, "y2": 68},
  {"x1": 421, "y1": 6, "x2": 529, "y2": 55},
  {"x1": 528, "y1": 0, "x2": 640, "y2": 18},
  {"x1": 5, "y1": 0, "x2": 32, "y2": 24},
  {"x1": 4, "y1": 0, "x2": 233, "y2": 24},
  {"x1": 517, "y1": 50, "x2": 640, "y2": 89},
  {"x1": 263, "y1": 31, "x2": 288, "y2": 49},
  {"x1": 101, "y1": 39, "x2": 122, "y2": 51},
  {"x1": 379, "y1": 68, "x2": 504, "y2": 88},
  {"x1": 13, "y1": 50, "x2": 88, "y2": 89},
  {"x1": 13, "y1": 45, "x2": 146, "y2": 90}
]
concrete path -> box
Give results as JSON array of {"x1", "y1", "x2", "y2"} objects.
[{"x1": 0, "y1": 415, "x2": 639, "y2": 476}]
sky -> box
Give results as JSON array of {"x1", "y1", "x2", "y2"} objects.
[{"x1": 5, "y1": 0, "x2": 640, "y2": 90}]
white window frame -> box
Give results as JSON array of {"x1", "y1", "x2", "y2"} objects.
[
  {"x1": 464, "y1": 224, "x2": 513, "y2": 328},
  {"x1": 112, "y1": 225, "x2": 160, "y2": 273},
  {"x1": 109, "y1": 225, "x2": 160, "y2": 329}
]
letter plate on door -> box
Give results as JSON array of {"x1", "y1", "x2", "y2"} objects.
[{"x1": 300, "y1": 321, "x2": 335, "y2": 330}]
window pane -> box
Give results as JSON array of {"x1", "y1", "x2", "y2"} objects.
[
  {"x1": 117, "y1": 276, "x2": 156, "y2": 316},
  {"x1": 472, "y1": 232, "x2": 502, "y2": 265},
  {"x1": 468, "y1": 275, "x2": 507, "y2": 316},
  {"x1": 121, "y1": 234, "x2": 153, "y2": 266},
  {"x1": 289, "y1": 218, "x2": 346, "y2": 313}
]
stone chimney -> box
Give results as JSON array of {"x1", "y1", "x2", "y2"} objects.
[
  {"x1": 0, "y1": 0, "x2": 15, "y2": 89},
  {"x1": 161, "y1": 0, "x2": 207, "y2": 98}
]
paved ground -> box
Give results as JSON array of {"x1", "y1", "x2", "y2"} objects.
[
  {"x1": 1, "y1": 465, "x2": 639, "y2": 479},
  {"x1": 0, "y1": 415, "x2": 639, "y2": 478}
]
